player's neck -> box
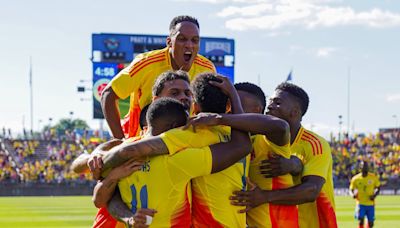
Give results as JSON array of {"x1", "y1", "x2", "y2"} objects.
[{"x1": 290, "y1": 122, "x2": 301, "y2": 144}]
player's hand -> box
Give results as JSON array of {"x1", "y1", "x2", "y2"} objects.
[
  {"x1": 209, "y1": 74, "x2": 236, "y2": 98},
  {"x1": 259, "y1": 155, "x2": 292, "y2": 178},
  {"x1": 87, "y1": 154, "x2": 104, "y2": 180},
  {"x1": 369, "y1": 195, "x2": 376, "y2": 201},
  {"x1": 127, "y1": 208, "x2": 157, "y2": 228},
  {"x1": 230, "y1": 179, "x2": 266, "y2": 213},
  {"x1": 183, "y1": 112, "x2": 222, "y2": 132},
  {"x1": 108, "y1": 159, "x2": 144, "y2": 180}
]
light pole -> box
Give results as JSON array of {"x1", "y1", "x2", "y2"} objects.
[
  {"x1": 338, "y1": 115, "x2": 343, "y2": 141},
  {"x1": 393, "y1": 114, "x2": 398, "y2": 129}
]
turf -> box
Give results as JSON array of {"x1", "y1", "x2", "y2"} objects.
[{"x1": 0, "y1": 195, "x2": 399, "y2": 227}]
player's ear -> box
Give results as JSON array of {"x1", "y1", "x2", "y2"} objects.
[
  {"x1": 225, "y1": 100, "x2": 231, "y2": 113},
  {"x1": 166, "y1": 36, "x2": 172, "y2": 47},
  {"x1": 255, "y1": 105, "x2": 263, "y2": 114},
  {"x1": 193, "y1": 102, "x2": 200, "y2": 114},
  {"x1": 152, "y1": 96, "x2": 159, "y2": 101}
]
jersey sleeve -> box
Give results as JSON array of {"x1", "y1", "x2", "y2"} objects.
[
  {"x1": 302, "y1": 141, "x2": 332, "y2": 180},
  {"x1": 110, "y1": 59, "x2": 144, "y2": 99},
  {"x1": 349, "y1": 177, "x2": 356, "y2": 190},
  {"x1": 263, "y1": 136, "x2": 291, "y2": 158},
  {"x1": 168, "y1": 146, "x2": 213, "y2": 179},
  {"x1": 159, "y1": 127, "x2": 222, "y2": 155}
]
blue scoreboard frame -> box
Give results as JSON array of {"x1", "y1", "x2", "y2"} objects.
[{"x1": 92, "y1": 33, "x2": 235, "y2": 119}]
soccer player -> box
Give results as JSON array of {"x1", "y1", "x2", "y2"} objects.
[
  {"x1": 104, "y1": 94, "x2": 251, "y2": 226},
  {"x1": 101, "y1": 15, "x2": 215, "y2": 139},
  {"x1": 71, "y1": 70, "x2": 194, "y2": 227},
  {"x1": 350, "y1": 161, "x2": 380, "y2": 228},
  {"x1": 101, "y1": 75, "x2": 291, "y2": 227},
  {"x1": 231, "y1": 82, "x2": 338, "y2": 228},
  {"x1": 234, "y1": 82, "x2": 300, "y2": 227}
]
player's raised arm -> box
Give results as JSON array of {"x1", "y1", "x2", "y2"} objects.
[
  {"x1": 205, "y1": 75, "x2": 252, "y2": 173},
  {"x1": 101, "y1": 85, "x2": 125, "y2": 139}
]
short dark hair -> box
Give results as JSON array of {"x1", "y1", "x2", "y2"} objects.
[
  {"x1": 146, "y1": 97, "x2": 188, "y2": 127},
  {"x1": 234, "y1": 82, "x2": 266, "y2": 113},
  {"x1": 276, "y1": 82, "x2": 309, "y2": 116},
  {"x1": 169, "y1": 15, "x2": 199, "y2": 35},
  {"x1": 191, "y1": 73, "x2": 228, "y2": 113},
  {"x1": 139, "y1": 104, "x2": 150, "y2": 129},
  {"x1": 152, "y1": 70, "x2": 190, "y2": 96}
]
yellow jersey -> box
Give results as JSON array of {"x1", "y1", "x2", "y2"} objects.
[
  {"x1": 247, "y1": 135, "x2": 298, "y2": 228},
  {"x1": 350, "y1": 172, "x2": 380, "y2": 206},
  {"x1": 291, "y1": 126, "x2": 337, "y2": 228},
  {"x1": 118, "y1": 138, "x2": 213, "y2": 227},
  {"x1": 159, "y1": 126, "x2": 250, "y2": 227},
  {"x1": 110, "y1": 47, "x2": 216, "y2": 137}
]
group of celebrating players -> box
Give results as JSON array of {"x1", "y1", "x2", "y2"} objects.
[{"x1": 71, "y1": 15, "x2": 339, "y2": 228}]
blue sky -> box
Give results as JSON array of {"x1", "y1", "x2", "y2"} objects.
[{"x1": 1, "y1": 0, "x2": 399, "y2": 138}]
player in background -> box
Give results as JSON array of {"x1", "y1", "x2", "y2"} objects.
[
  {"x1": 231, "y1": 82, "x2": 338, "y2": 228},
  {"x1": 101, "y1": 15, "x2": 215, "y2": 139},
  {"x1": 350, "y1": 161, "x2": 380, "y2": 228}
]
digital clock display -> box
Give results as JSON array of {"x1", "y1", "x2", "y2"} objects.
[{"x1": 93, "y1": 63, "x2": 118, "y2": 77}]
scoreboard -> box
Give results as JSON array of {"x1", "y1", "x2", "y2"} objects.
[{"x1": 91, "y1": 33, "x2": 235, "y2": 119}]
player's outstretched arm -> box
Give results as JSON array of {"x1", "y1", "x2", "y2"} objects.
[
  {"x1": 186, "y1": 113, "x2": 289, "y2": 146},
  {"x1": 101, "y1": 137, "x2": 169, "y2": 173},
  {"x1": 230, "y1": 175, "x2": 325, "y2": 212},
  {"x1": 70, "y1": 139, "x2": 123, "y2": 174},
  {"x1": 93, "y1": 159, "x2": 143, "y2": 208},
  {"x1": 70, "y1": 153, "x2": 91, "y2": 174},
  {"x1": 101, "y1": 85, "x2": 125, "y2": 139}
]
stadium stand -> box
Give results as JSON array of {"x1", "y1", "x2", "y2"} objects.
[
  {"x1": 1, "y1": 127, "x2": 399, "y2": 195},
  {"x1": 331, "y1": 130, "x2": 400, "y2": 190}
]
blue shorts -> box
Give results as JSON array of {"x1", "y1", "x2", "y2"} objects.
[{"x1": 355, "y1": 204, "x2": 375, "y2": 222}]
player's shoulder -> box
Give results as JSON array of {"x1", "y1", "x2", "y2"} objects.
[
  {"x1": 368, "y1": 172, "x2": 378, "y2": 179},
  {"x1": 135, "y1": 48, "x2": 167, "y2": 61},
  {"x1": 352, "y1": 173, "x2": 362, "y2": 180},
  {"x1": 298, "y1": 128, "x2": 330, "y2": 155},
  {"x1": 127, "y1": 48, "x2": 168, "y2": 74},
  {"x1": 193, "y1": 54, "x2": 215, "y2": 71}
]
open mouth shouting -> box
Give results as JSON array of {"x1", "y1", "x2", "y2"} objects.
[{"x1": 183, "y1": 51, "x2": 193, "y2": 63}]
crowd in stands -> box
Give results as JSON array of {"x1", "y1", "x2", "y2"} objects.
[
  {"x1": 0, "y1": 128, "x2": 107, "y2": 185},
  {"x1": 330, "y1": 130, "x2": 400, "y2": 188},
  {"x1": 1, "y1": 127, "x2": 399, "y2": 189}
]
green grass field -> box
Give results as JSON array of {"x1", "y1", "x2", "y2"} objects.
[{"x1": 0, "y1": 195, "x2": 399, "y2": 227}]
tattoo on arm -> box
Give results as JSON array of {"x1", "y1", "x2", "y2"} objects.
[
  {"x1": 102, "y1": 138, "x2": 168, "y2": 174},
  {"x1": 107, "y1": 189, "x2": 134, "y2": 224}
]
